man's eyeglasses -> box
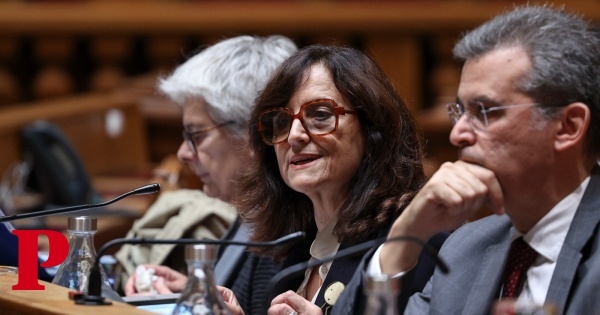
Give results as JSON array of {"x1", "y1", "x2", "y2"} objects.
[
  {"x1": 447, "y1": 101, "x2": 540, "y2": 130},
  {"x1": 183, "y1": 121, "x2": 234, "y2": 154},
  {"x1": 258, "y1": 99, "x2": 356, "y2": 145}
]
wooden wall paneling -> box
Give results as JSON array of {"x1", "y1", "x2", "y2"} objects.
[
  {"x1": 147, "y1": 36, "x2": 190, "y2": 74},
  {"x1": 0, "y1": 36, "x2": 20, "y2": 106},
  {"x1": 90, "y1": 36, "x2": 130, "y2": 92},
  {"x1": 366, "y1": 34, "x2": 423, "y2": 114},
  {"x1": 0, "y1": 0, "x2": 598, "y2": 183},
  {"x1": 33, "y1": 36, "x2": 75, "y2": 100}
]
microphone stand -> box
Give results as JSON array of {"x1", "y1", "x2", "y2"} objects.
[
  {"x1": 264, "y1": 235, "x2": 449, "y2": 311},
  {"x1": 75, "y1": 231, "x2": 307, "y2": 306},
  {"x1": 0, "y1": 183, "x2": 161, "y2": 223}
]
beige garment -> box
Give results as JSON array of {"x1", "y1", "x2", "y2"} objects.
[
  {"x1": 297, "y1": 212, "x2": 340, "y2": 302},
  {"x1": 114, "y1": 189, "x2": 237, "y2": 283}
]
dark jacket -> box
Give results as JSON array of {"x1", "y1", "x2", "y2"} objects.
[
  {"x1": 331, "y1": 233, "x2": 448, "y2": 315},
  {"x1": 231, "y1": 221, "x2": 447, "y2": 315}
]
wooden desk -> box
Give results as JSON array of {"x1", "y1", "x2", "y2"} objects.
[{"x1": 0, "y1": 269, "x2": 154, "y2": 315}]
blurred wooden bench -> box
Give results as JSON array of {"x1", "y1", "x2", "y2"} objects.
[
  {"x1": 0, "y1": 88, "x2": 150, "y2": 178},
  {"x1": 1, "y1": 1, "x2": 598, "y2": 175}
]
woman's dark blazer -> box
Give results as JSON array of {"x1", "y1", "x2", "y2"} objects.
[{"x1": 230, "y1": 221, "x2": 447, "y2": 315}]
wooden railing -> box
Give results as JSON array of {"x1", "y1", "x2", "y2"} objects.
[
  {"x1": 0, "y1": 88, "x2": 150, "y2": 178},
  {"x1": 1, "y1": 1, "x2": 598, "y2": 109},
  {"x1": 0, "y1": 1, "x2": 598, "y2": 179}
]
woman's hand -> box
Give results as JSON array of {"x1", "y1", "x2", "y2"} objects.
[
  {"x1": 124, "y1": 264, "x2": 188, "y2": 296},
  {"x1": 218, "y1": 286, "x2": 245, "y2": 315},
  {"x1": 268, "y1": 291, "x2": 323, "y2": 315}
]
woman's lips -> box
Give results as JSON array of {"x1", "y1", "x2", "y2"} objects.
[
  {"x1": 291, "y1": 157, "x2": 316, "y2": 165},
  {"x1": 290, "y1": 154, "x2": 321, "y2": 169},
  {"x1": 290, "y1": 154, "x2": 321, "y2": 165}
]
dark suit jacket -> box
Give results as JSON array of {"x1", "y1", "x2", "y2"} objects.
[
  {"x1": 214, "y1": 219, "x2": 250, "y2": 288},
  {"x1": 231, "y1": 222, "x2": 446, "y2": 315},
  {"x1": 337, "y1": 166, "x2": 600, "y2": 315},
  {"x1": 231, "y1": 222, "x2": 382, "y2": 315},
  {"x1": 331, "y1": 233, "x2": 447, "y2": 315},
  {"x1": 231, "y1": 222, "x2": 354, "y2": 315}
]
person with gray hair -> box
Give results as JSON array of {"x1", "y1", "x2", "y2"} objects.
[
  {"x1": 328, "y1": 5, "x2": 600, "y2": 315},
  {"x1": 159, "y1": 35, "x2": 298, "y2": 201},
  {"x1": 119, "y1": 35, "x2": 297, "y2": 295},
  {"x1": 158, "y1": 35, "x2": 298, "y2": 144}
]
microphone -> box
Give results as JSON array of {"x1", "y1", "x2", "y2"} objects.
[
  {"x1": 75, "y1": 231, "x2": 307, "y2": 306},
  {"x1": 0, "y1": 183, "x2": 161, "y2": 223},
  {"x1": 265, "y1": 235, "x2": 449, "y2": 310}
]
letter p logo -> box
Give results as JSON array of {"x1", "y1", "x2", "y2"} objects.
[{"x1": 12, "y1": 230, "x2": 68, "y2": 290}]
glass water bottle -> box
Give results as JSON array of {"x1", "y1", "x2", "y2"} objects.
[
  {"x1": 52, "y1": 216, "x2": 114, "y2": 295},
  {"x1": 172, "y1": 244, "x2": 232, "y2": 315},
  {"x1": 364, "y1": 273, "x2": 400, "y2": 315}
]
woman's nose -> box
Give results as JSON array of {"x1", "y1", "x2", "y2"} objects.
[
  {"x1": 177, "y1": 140, "x2": 197, "y2": 163},
  {"x1": 286, "y1": 118, "x2": 310, "y2": 146}
]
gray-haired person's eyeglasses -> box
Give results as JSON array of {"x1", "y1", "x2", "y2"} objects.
[
  {"x1": 182, "y1": 121, "x2": 234, "y2": 154},
  {"x1": 447, "y1": 101, "x2": 540, "y2": 130}
]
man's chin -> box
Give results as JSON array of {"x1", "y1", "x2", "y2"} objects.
[{"x1": 457, "y1": 152, "x2": 484, "y2": 167}]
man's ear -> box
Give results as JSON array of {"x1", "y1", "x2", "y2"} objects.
[{"x1": 554, "y1": 102, "x2": 590, "y2": 152}]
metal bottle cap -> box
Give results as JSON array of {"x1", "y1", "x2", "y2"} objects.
[
  {"x1": 185, "y1": 244, "x2": 218, "y2": 262},
  {"x1": 364, "y1": 273, "x2": 400, "y2": 295},
  {"x1": 67, "y1": 216, "x2": 97, "y2": 232}
]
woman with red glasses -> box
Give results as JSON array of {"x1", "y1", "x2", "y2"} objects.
[{"x1": 222, "y1": 45, "x2": 447, "y2": 315}]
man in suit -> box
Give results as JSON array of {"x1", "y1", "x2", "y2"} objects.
[{"x1": 328, "y1": 5, "x2": 600, "y2": 315}]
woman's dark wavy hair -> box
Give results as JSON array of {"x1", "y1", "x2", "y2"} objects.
[{"x1": 234, "y1": 45, "x2": 426, "y2": 260}]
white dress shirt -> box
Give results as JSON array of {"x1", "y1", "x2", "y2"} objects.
[{"x1": 512, "y1": 175, "x2": 589, "y2": 306}]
